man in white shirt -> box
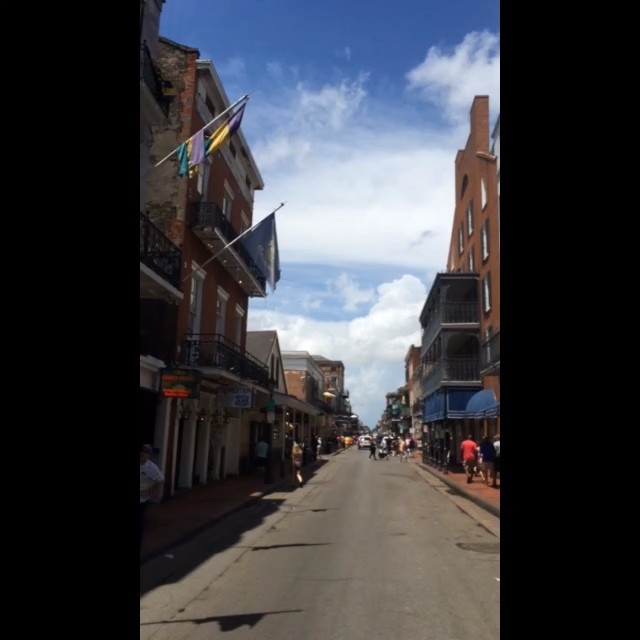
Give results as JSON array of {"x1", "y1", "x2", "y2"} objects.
[{"x1": 140, "y1": 444, "x2": 164, "y2": 554}]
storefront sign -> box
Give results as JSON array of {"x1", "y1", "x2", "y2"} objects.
[
  {"x1": 160, "y1": 368, "x2": 202, "y2": 399},
  {"x1": 222, "y1": 387, "x2": 254, "y2": 408}
]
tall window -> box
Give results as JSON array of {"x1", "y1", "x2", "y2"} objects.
[
  {"x1": 468, "y1": 247, "x2": 475, "y2": 272},
  {"x1": 481, "y1": 178, "x2": 488, "y2": 210},
  {"x1": 467, "y1": 200, "x2": 474, "y2": 236},
  {"x1": 482, "y1": 272, "x2": 492, "y2": 313},
  {"x1": 222, "y1": 183, "x2": 234, "y2": 220},
  {"x1": 196, "y1": 162, "x2": 210, "y2": 199},
  {"x1": 481, "y1": 220, "x2": 490, "y2": 261},
  {"x1": 188, "y1": 265, "x2": 204, "y2": 334},
  {"x1": 216, "y1": 287, "x2": 229, "y2": 336},
  {"x1": 235, "y1": 305, "x2": 245, "y2": 345},
  {"x1": 458, "y1": 223, "x2": 464, "y2": 254}
]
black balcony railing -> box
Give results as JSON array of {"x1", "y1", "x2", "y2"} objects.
[
  {"x1": 189, "y1": 202, "x2": 267, "y2": 290},
  {"x1": 140, "y1": 212, "x2": 182, "y2": 290},
  {"x1": 181, "y1": 334, "x2": 270, "y2": 387},
  {"x1": 481, "y1": 330, "x2": 500, "y2": 370},
  {"x1": 421, "y1": 301, "x2": 479, "y2": 353},
  {"x1": 140, "y1": 42, "x2": 169, "y2": 117},
  {"x1": 442, "y1": 302, "x2": 479, "y2": 323},
  {"x1": 422, "y1": 356, "x2": 480, "y2": 384}
]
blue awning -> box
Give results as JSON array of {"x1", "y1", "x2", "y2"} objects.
[
  {"x1": 466, "y1": 389, "x2": 499, "y2": 419},
  {"x1": 424, "y1": 390, "x2": 445, "y2": 422},
  {"x1": 447, "y1": 388, "x2": 482, "y2": 419}
]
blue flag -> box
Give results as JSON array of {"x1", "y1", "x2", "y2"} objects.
[{"x1": 241, "y1": 213, "x2": 281, "y2": 291}]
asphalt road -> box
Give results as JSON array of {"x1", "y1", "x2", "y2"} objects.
[{"x1": 140, "y1": 449, "x2": 500, "y2": 639}]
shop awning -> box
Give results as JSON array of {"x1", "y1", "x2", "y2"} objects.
[
  {"x1": 447, "y1": 388, "x2": 482, "y2": 419},
  {"x1": 466, "y1": 389, "x2": 499, "y2": 419}
]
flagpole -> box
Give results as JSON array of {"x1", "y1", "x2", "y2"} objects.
[
  {"x1": 153, "y1": 93, "x2": 250, "y2": 169},
  {"x1": 181, "y1": 202, "x2": 286, "y2": 283}
]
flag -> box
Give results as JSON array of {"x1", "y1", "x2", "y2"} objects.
[
  {"x1": 241, "y1": 212, "x2": 281, "y2": 292},
  {"x1": 177, "y1": 129, "x2": 205, "y2": 178},
  {"x1": 204, "y1": 103, "x2": 246, "y2": 157},
  {"x1": 176, "y1": 102, "x2": 246, "y2": 178}
]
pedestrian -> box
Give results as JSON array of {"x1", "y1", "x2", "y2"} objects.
[
  {"x1": 255, "y1": 437, "x2": 269, "y2": 479},
  {"x1": 478, "y1": 435, "x2": 498, "y2": 487},
  {"x1": 292, "y1": 442, "x2": 304, "y2": 487},
  {"x1": 140, "y1": 444, "x2": 164, "y2": 555},
  {"x1": 493, "y1": 434, "x2": 500, "y2": 478},
  {"x1": 460, "y1": 435, "x2": 478, "y2": 484},
  {"x1": 368, "y1": 439, "x2": 377, "y2": 460}
]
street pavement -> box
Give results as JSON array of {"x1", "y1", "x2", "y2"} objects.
[{"x1": 140, "y1": 446, "x2": 500, "y2": 639}]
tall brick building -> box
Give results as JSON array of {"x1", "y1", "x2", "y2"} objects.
[
  {"x1": 446, "y1": 96, "x2": 500, "y2": 433},
  {"x1": 144, "y1": 37, "x2": 280, "y2": 496}
]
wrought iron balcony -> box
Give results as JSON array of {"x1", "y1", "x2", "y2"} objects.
[
  {"x1": 421, "y1": 301, "x2": 479, "y2": 354},
  {"x1": 181, "y1": 333, "x2": 270, "y2": 387},
  {"x1": 140, "y1": 42, "x2": 169, "y2": 118},
  {"x1": 422, "y1": 356, "x2": 481, "y2": 390},
  {"x1": 189, "y1": 202, "x2": 267, "y2": 295},
  {"x1": 140, "y1": 212, "x2": 182, "y2": 291},
  {"x1": 481, "y1": 330, "x2": 500, "y2": 374}
]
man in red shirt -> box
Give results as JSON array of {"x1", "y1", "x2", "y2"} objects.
[{"x1": 460, "y1": 435, "x2": 478, "y2": 484}]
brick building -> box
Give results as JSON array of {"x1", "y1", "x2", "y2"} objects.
[
  {"x1": 446, "y1": 95, "x2": 500, "y2": 435},
  {"x1": 144, "y1": 37, "x2": 278, "y2": 496},
  {"x1": 139, "y1": 0, "x2": 182, "y2": 471}
]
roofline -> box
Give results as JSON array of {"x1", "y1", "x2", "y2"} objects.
[
  {"x1": 158, "y1": 35, "x2": 200, "y2": 55},
  {"x1": 196, "y1": 60, "x2": 265, "y2": 190}
]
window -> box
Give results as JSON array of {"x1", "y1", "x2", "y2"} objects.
[
  {"x1": 458, "y1": 223, "x2": 464, "y2": 255},
  {"x1": 461, "y1": 174, "x2": 469, "y2": 199},
  {"x1": 235, "y1": 305, "x2": 245, "y2": 345},
  {"x1": 484, "y1": 326, "x2": 493, "y2": 364},
  {"x1": 188, "y1": 262, "x2": 206, "y2": 334},
  {"x1": 240, "y1": 211, "x2": 249, "y2": 233},
  {"x1": 196, "y1": 162, "x2": 210, "y2": 198},
  {"x1": 467, "y1": 200, "x2": 474, "y2": 236},
  {"x1": 482, "y1": 273, "x2": 492, "y2": 313},
  {"x1": 229, "y1": 142, "x2": 237, "y2": 157},
  {"x1": 481, "y1": 220, "x2": 490, "y2": 261},
  {"x1": 216, "y1": 287, "x2": 229, "y2": 336},
  {"x1": 481, "y1": 178, "x2": 488, "y2": 210},
  {"x1": 222, "y1": 183, "x2": 234, "y2": 220},
  {"x1": 468, "y1": 247, "x2": 475, "y2": 272}
]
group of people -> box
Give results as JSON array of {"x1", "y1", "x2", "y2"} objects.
[{"x1": 460, "y1": 434, "x2": 500, "y2": 487}]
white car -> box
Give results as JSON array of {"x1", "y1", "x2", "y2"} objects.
[{"x1": 358, "y1": 435, "x2": 372, "y2": 449}]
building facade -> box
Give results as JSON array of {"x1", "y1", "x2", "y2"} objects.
[
  {"x1": 139, "y1": 0, "x2": 183, "y2": 476},
  {"x1": 145, "y1": 38, "x2": 277, "y2": 496},
  {"x1": 445, "y1": 96, "x2": 500, "y2": 435}
]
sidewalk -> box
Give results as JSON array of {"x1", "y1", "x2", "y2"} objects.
[
  {"x1": 408, "y1": 454, "x2": 500, "y2": 517},
  {"x1": 140, "y1": 448, "x2": 346, "y2": 565}
]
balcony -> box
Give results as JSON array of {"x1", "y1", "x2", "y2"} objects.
[
  {"x1": 189, "y1": 202, "x2": 267, "y2": 297},
  {"x1": 140, "y1": 212, "x2": 183, "y2": 301},
  {"x1": 481, "y1": 330, "x2": 500, "y2": 375},
  {"x1": 421, "y1": 301, "x2": 479, "y2": 355},
  {"x1": 421, "y1": 356, "x2": 481, "y2": 395},
  {"x1": 140, "y1": 42, "x2": 171, "y2": 123},
  {"x1": 180, "y1": 334, "x2": 270, "y2": 388}
]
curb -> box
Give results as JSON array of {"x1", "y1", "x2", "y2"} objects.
[
  {"x1": 140, "y1": 459, "x2": 324, "y2": 566},
  {"x1": 417, "y1": 462, "x2": 500, "y2": 519}
]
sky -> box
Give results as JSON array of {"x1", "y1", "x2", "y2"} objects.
[{"x1": 160, "y1": 0, "x2": 500, "y2": 429}]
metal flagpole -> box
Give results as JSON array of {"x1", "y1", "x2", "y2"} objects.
[
  {"x1": 153, "y1": 93, "x2": 250, "y2": 169},
  {"x1": 181, "y1": 202, "x2": 286, "y2": 284}
]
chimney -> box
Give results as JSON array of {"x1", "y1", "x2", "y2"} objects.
[{"x1": 469, "y1": 96, "x2": 490, "y2": 154}]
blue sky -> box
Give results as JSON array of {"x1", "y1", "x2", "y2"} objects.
[{"x1": 160, "y1": 0, "x2": 500, "y2": 429}]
